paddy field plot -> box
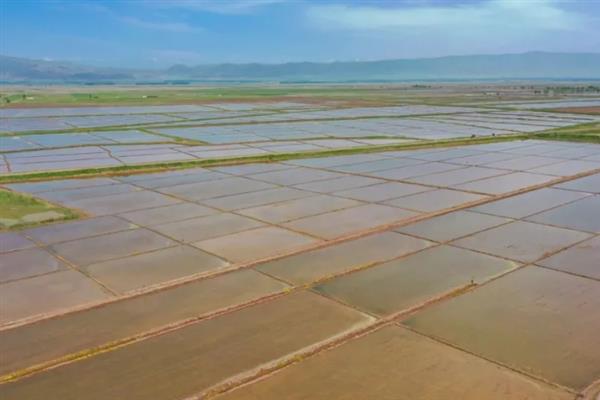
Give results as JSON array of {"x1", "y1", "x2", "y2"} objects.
[{"x1": 1, "y1": 98, "x2": 599, "y2": 400}]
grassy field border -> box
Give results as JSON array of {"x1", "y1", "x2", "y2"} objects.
[
  {"x1": 534, "y1": 133, "x2": 600, "y2": 143},
  {"x1": 0, "y1": 135, "x2": 415, "y2": 155},
  {"x1": 0, "y1": 109, "x2": 502, "y2": 137},
  {"x1": 0, "y1": 134, "x2": 531, "y2": 183},
  {"x1": 531, "y1": 121, "x2": 600, "y2": 143},
  {"x1": 2, "y1": 119, "x2": 599, "y2": 184}
]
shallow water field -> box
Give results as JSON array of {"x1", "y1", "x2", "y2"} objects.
[{"x1": 1, "y1": 100, "x2": 599, "y2": 399}]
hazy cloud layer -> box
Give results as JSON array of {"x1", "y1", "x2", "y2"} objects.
[
  {"x1": 151, "y1": 0, "x2": 286, "y2": 14},
  {"x1": 307, "y1": 0, "x2": 588, "y2": 32},
  {"x1": 305, "y1": 0, "x2": 599, "y2": 58},
  {"x1": 118, "y1": 16, "x2": 202, "y2": 33},
  {"x1": 1, "y1": 0, "x2": 598, "y2": 67}
]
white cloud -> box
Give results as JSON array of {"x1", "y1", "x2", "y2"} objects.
[
  {"x1": 303, "y1": 0, "x2": 600, "y2": 58},
  {"x1": 307, "y1": 0, "x2": 590, "y2": 33},
  {"x1": 151, "y1": 0, "x2": 285, "y2": 14},
  {"x1": 119, "y1": 16, "x2": 202, "y2": 33},
  {"x1": 79, "y1": 3, "x2": 202, "y2": 33}
]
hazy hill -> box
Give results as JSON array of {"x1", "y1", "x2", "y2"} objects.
[
  {"x1": 0, "y1": 55, "x2": 139, "y2": 81},
  {"x1": 166, "y1": 52, "x2": 600, "y2": 80},
  {"x1": 1, "y1": 52, "x2": 599, "y2": 82}
]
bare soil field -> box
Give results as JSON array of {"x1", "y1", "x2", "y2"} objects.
[{"x1": 553, "y1": 106, "x2": 600, "y2": 115}]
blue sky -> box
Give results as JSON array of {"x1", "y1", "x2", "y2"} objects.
[{"x1": 1, "y1": 0, "x2": 599, "y2": 68}]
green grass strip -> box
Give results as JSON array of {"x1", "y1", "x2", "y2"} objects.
[
  {"x1": 0, "y1": 134, "x2": 530, "y2": 184},
  {"x1": 530, "y1": 122, "x2": 600, "y2": 143},
  {"x1": 0, "y1": 189, "x2": 81, "y2": 230}
]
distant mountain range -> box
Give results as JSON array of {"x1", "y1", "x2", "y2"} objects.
[{"x1": 1, "y1": 52, "x2": 599, "y2": 83}]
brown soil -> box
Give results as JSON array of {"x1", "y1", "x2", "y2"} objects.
[{"x1": 551, "y1": 106, "x2": 600, "y2": 115}]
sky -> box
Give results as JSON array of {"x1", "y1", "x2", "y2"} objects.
[{"x1": 1, "y1": 0, "x2": 599, "y2": 68}]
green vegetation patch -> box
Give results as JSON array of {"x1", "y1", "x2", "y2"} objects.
[
  {"x1": 533, "y1": 122, "x2": 600, "y2": 143},
  {"x1": 0, "y1": 189, "x2": 80, "y2": 230},
  {"x1": 0, "y1": 86, "x2": 506, "y2": 108}
]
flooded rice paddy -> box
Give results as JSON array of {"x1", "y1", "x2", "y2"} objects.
[{"x1": 1, "y1": 100, "x2": 599, "y2": 399}]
